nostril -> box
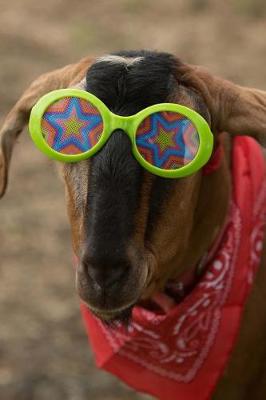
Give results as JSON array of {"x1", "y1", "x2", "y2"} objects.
[
  {"x1": 93, "y1": 268, "x2": 126, "y2": 289},
  {"x1": 81, "y1": 257, "x2": 129, "y2": 290}
]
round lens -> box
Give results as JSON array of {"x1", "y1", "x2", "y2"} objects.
[
  {"x1": 136, "y1": 111, "x2": 200, "y2": 170},
  {"x1": 41, "y1": 97, "x2": 103, "y2": 155}
]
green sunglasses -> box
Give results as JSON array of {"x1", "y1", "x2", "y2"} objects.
[{"x1": 29, "y1": 88, "x2": 213, "y2": 178}]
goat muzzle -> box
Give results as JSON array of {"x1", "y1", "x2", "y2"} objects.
[{"x1": 75, "y1": 245, "x2": 154, "y2": 321}]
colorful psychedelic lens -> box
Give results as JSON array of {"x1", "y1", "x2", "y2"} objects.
[
  {"x1": 41, "y1": 97, "x2": 103, "y2": 155},
  {"x1": 135, "y1": 111, "x2": 200, "y2": 170}
]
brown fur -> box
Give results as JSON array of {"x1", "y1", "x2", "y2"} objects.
[{"x1": 1, "y1": 56, "x2": 266, "y2": 398}]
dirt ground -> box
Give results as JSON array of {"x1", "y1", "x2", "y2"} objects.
[{"x1": 0, "y1": 1, "x2": 266, "y2": 399}]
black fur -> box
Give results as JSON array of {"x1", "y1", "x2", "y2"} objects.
[
  {"x1": 85, "y1": 50, "x2": 178, "y2": 115},
  {"x1": 83, "y1": 51, "x2": 185, "y2": 284}
]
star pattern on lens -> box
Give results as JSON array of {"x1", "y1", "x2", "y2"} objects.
[
  {"x1": 153, "y1": 126, "x2": 178, "y2": 152},
  {"x1": 136, "y1": 112, "x2": 199, "y2": 169},
  {"x1": 42, "y1": 97, "x2": 103, "y2": 155}
]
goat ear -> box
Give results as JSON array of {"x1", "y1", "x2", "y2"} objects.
[
  {"x1": 0, "y1": 56, "x2": 93, "y2": 198},
  {"x1": 186, "y1": 64, "x2": 266, "y2": 145}
]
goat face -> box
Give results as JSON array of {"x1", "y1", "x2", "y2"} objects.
[
  {"x1": 62, "y1": 51, "x2": 210, "y2": 321},
  {"x1": 3, "y1": 50, "x2": 264, "y2": 322}
]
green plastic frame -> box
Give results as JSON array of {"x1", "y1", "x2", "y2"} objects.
[{"x1": 29, "y1": 88, "x2": 214, "y2": 178}]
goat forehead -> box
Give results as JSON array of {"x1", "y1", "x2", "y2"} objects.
[{"x1": 85, "y1": 51, "x2": 178, "y2": 113}]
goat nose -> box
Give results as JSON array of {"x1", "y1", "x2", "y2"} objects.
[{"x1": 82, "y1": 257, "x2": 129, "y2": 290}]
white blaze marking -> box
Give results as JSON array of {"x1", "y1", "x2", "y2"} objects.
[{"x1": 96, "y1": 54, "x2": 144, "y2": 66}]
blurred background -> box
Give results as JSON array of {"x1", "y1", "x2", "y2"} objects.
[{"x1": 0, "y1": 1, "x2": 266, "y2": 399}]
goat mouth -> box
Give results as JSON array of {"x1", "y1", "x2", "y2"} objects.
[{"x1": 82, "y1": 301, "x2": 135, "y2": 323}]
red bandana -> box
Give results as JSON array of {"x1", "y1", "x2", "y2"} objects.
[{"x1": 80, "y1": 137, "x2": 266, "y2": 400}]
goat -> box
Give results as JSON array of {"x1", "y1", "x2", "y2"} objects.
[{"x1": 0, "y1": 50, "x2": 266, "y2": 399}]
